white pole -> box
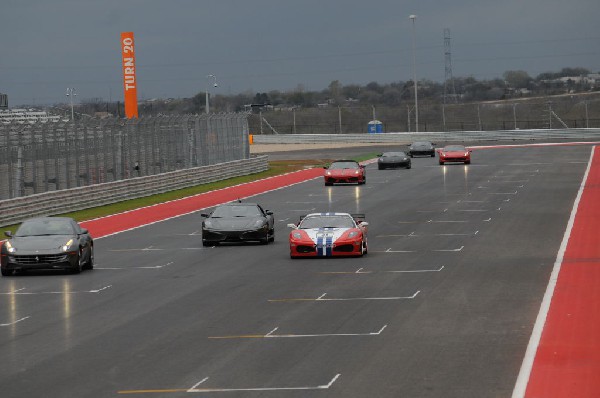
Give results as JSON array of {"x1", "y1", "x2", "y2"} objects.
[
  {"x1": 338, "y1": 106, "x2": 342, "y2": 134},
  {"x1": 410, "y1": 15, "x2": 419, "y2": 132},
  {"x1": 206, "y1": 74, "x2": 217, "y2": 114},
  {"x1": 513, "y1": 103, "x2": 518, "y2": 129}
]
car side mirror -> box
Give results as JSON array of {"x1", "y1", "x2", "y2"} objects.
[
  {"x1": 360, "y1": 221, "x2": 369, "y2": 227},
  {"x1": 4, "y1": 231, "x2": 12, "y2": 238},
  {"x1": 287, "y1": 223, "x2": 297, "y2": 229},
  {"x1": 323, "y1": 166, "x2": 328, "y2": 169},
  {"x1": 266, "y1": 210, "x2": 273, "y2": 215},
  {"x1": 81, "y1": 228, "x2": 89, "y2": 234},
  {"x1": 377, "y1": 153, "x2": 383, "y2": 157},
  {"x1": 201, "y1": 213, "x2": 210, "y2": 218}
]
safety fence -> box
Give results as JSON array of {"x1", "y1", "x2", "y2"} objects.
[
  {"x1": 0, "y1": 155, "x2": 268, "y2": 227},
  {"x1": 251, "y1": 129, "x2": 600, "y2": 144},
  {"x1": 0, "y1": 114, "x2": 250, "y2": 200}
]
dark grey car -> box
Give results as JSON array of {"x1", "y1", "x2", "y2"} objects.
[
  {"x1": 1, "y1": 217, "x2": 94, "y2": 276},
  {"x1": 377, "y1": 152, "x2": 412, "y2": 169},
  {"x1": 408, "y1": 141, "x2": 436, "y2": 157},
  {"x1": 201, "y1": 202, "x2": 275, "y2": 246}
]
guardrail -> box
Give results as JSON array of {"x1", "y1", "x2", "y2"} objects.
[
  {"x1": 0, "y1": 156, "x2": 268, "y2": 227},
  {"x1": 251, "y1": 129, "x2": 600, "y2": 144}
]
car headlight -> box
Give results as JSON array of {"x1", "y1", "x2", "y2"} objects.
[
  {"x1": 403, "y1": 157, "x2": 408, "y2": 161},
  {"x1": 464, "y1": 152, "x2": 469, "y2": 156},
  {"x1": 292, "y1": 231, "x2": 303, "y2": 239},
  {"x1": 254, "y1": 220, "x2": 267, "y2": 228},
  {"x1": 5, "y1": 241, "x2": 16, "y2": 253},
  {"x1": 348, "y1": 231, "x2": 359, "y2": 238},
  {"x1": 355, "y1": 170, "x2": 359, "y2": 174},
  {"x1": 203, "y1": 220, "x2": 212, "y2": 228},
  {"x1": 61, "y1": 239, "x2": 74, "y2": 252},
  {"x1": 326, "y1": 171, "x2": 331, "y2": 176}
]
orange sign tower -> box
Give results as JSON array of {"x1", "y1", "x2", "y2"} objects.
[{"x1": 120, "y1": 32, "x2": 138, "y2": 118}]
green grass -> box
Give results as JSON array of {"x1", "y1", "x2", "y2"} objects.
[{"x1": 1, "y1": 154, "x2": 376, "y2": 233}]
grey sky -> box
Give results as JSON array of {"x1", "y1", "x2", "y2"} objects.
[{"x1": 1, "y1": 0, "x2": 599, "y2": 106}]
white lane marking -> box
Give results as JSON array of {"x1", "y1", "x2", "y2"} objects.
[
  {"x1": 0, "y1": 285, "x2": 112, "y2": 295},
  {"x1": 96, "y1": 262, "x2": 174, "y2": 270},
  {"x1": 489, "y1": 191, "x2": 518, "y2": 195},
  {"x1": 428, "y1": 220, "x2": 468, "y2": 223},
  {"x1": 270, "y1": 291, "x2": 420, "y2": 302},
  {"x1": 320, "y1": 266, "x2": 445, "y2": 274},
  {"x1": 188, "y1": 377, "x2": 210, "y2": 392},
  {"x1": 382, "y1": 248, "x2": 416, "y2": 253},
  {"x1": 433, "y1": 246, "x2": 464, "y2": 252},
  {"x1": 187, "y1": 374, "x2": 341, "y2": 393},
  {"x1": 265, "y1": 326, "x2": 388, "y2": 338},
  {"x1": 483, "y1": 217, "x2": 492, "y2": 222},
  {"x1": 278, "y1": 218, "x2": 290, "y2": 222},
  {"x1": 387, "y1": 266, "x2": 445, "y2": 273},
  {"x1": 0, "y1": 316, "x2": 31, "y2": 327},
  {"x1": 512, "y1": 146, "x2": 595, "y2": 398}
]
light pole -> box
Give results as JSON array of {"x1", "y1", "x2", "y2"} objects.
[
  {"x1": 66, "y1": 87, "x2": 76, "y2": 121},
  {"x1": 512, "y1": 103, "x2": 518, "y2": 129},
  {"x1": 205, "y1": 74, "x2": 218, "y2": 114},
  {"x1": 409, "y1": 14, "x2": 419, "y2": 132}
]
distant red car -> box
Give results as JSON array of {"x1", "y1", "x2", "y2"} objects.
[
  {"x1": 438, "y1": 145, "x2": 472, "y2": 165},
  {"x1": 288, "y1": 212, "x2": 368, "y2": 258},
  {"x1": 324, "y1": 160, "x2": 366, "y2": 186}
]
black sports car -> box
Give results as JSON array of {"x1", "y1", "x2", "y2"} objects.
[
  {"x1": 408, "y1": 141, "x2": 436, "y2": 157},
  {"x1": 1, "y1": 217, "x2": 94, "y2": 276},
  {"x1": 201, "y1": 202, "x2": 275, "y2": 246},
  {"x1": 377, "y1": 151, "x2": 412, "y2": 169}
]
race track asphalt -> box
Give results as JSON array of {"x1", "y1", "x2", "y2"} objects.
[{"x1": 0, "y1": 144, "x2": 594, "y2": 397}]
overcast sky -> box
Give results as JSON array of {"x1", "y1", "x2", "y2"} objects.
[{"x1": 1, "y1": 0, "x2": 599, "y2": 106}]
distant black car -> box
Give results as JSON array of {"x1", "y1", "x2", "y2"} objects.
[
  {"x1": 377, "y1": 152, "x2": 411, "y2": 169},
  {"x1": 1, "y1": 217, "x2": 94, "y2": 276},
  {"x1": 408, "y1": 141, "x2": 436, "y2": 157},
  {"x1": 201, "y1": 202, "x2": 275, "y2": 246}
]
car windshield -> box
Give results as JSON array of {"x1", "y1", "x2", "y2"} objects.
[
  {"x1": 299, "y1": 215, "x2": 356, "y2": 229},
  {"x1": 444, "y1": 146, "x2": 466, "y2": 151},
  {"x1": 329, "y1": 161, "x2": 359, "y2": 170},
  {"x1": 382, "y1": 152, "x2": 406, "y2": 157},
  {"x1": 413, "y1": 142, "x2": 431, "y2": 147},
  {"x1": 16, "y1": 219, "x2": 74, "y2": 236},
  {"x1": 211, "y1": 205, "x2": 262, "y2": 218}
]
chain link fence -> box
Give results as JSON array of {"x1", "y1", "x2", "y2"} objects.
[
  {"x1": 0, "y1": 114, "x2": 250, "y2": 200},
  {"x1": 248, "y1": 97, "x2": 600, "y2": 134}
]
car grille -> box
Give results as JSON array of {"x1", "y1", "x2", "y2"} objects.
[
  {"x1": 333, "y1": 244, "x2": 355, "y2": 253},
  {"x1": 297, "y1": 245, "x2": 316, "y2": 253},
  {"x1": 12, "y1": 254, "x2": 68, "y2": 265}
]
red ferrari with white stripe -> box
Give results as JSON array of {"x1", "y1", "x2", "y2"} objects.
[{"x1": 287, "y1": 212, "x2": 368, "y2": 258}]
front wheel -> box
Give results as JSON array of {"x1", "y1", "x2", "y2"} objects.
[
  {"x1": 84, "y1": 245, "x2": 94, "y2": 270},
  {"x1": 465, "y1": 160, "x2": 471, "y2": 165},
  {"x1": 1, "y1": 267, "x2": 12, "y2": 276},
  {"x1": 439, "y1": 161, "x2": 444, "y2": 165},
  {"x1": 71, "y1": 249, "x2": 83, "y2": 274}
]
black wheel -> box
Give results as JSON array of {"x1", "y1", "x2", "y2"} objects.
[
  {"x1": 1, "y1": 267, "x2": 12, "y2": 276},
  {"x1": 439, "y1": 161, "x2": 444, "y2": 165},
  {"x1": 378, "y1": 165, "x2": 383, "y2": 170},
  {"x1": 84, "y1": 245, "x2": 94, "y2": 270},
  {"x1": 465, "y1": 160, "x2": 471, "y2": 165},
  {"x1": 269, "y1": 229, "x2": 275, "y2": 242},
  {"x1": 406, "y1": 164, "x2": 412, "y2": 169},
  {"x1": 71, "y1": 249, "x2": 83, "y2": 274},
  {"x1": 325, "y1": 182, "x2": 333, "y2": 186},
  {"x1": 202, "y1": 241, "x2": 212, "y2": 247},
  {"x1": 430, "y1": 153, "x2": 435, "y2": 157},
  {"x1": 409, "y1": 154, "x2": 414, "y2": 158}
]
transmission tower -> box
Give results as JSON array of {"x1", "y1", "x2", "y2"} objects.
[{"x1": 443, "y1": 28, "x2": 457, "y2": 104}]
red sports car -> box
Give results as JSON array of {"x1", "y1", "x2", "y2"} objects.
[
  {"x1": 288, "y1": 212, "x2": 368, "y2": 258},
  {"x1": 438, "y1": 145, "x2": 472, "y2": 165},
  {"x1": 324, "y1": 160, "x2": 366, "y2": 186}
]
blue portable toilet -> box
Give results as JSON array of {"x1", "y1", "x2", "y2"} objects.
[{"x1": 368, "y1": 120, "x2": 383, "y2": 133}]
